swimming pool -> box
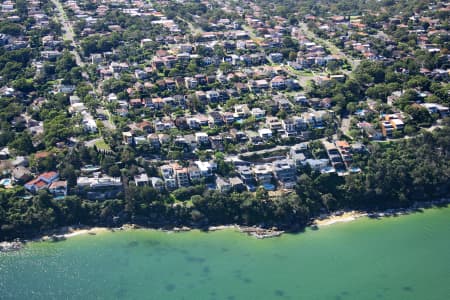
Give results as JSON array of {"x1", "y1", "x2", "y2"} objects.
[{"x1": 0, "y1": 178, "x2": 12, "y2": 186}]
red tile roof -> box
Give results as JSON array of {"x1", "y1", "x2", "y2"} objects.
[{"x1": 40, "y1": 171, "x2": 58, "y2": 181}]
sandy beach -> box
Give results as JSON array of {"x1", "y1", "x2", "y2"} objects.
[
  {"x1": 313, "y1": 211, "x2": 368, "y2": 227},
  {"x1": 62, "y1": 227, "x2": 110, "y2": 238}
]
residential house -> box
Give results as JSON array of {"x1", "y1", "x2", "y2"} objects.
[
  {"x1": 134, "y1": 173, "x2": 150, "y2": 186},
  {"x1": 150, "y1": 177, "x2": 165, "y2": 191},
  {"x1": 252, "y1": 164, "x2": 273, "y2": 184},
  {"x1": 185, "y1": 77, "x2": 198, "y2": 89},
  {"x1": 76, "y1": 174, "x2": 123, "y2": 200},
  {"x1": 251, "y1": 107, "x2": 266, "y2": 120},
  {"x1": 271, "y1": 76, "x2": 286, "y2": 89},
  {"x1": 206, "y1": 90, "x2": 220, "y2": 103},
  {"x1": 49, "y1": 180, "x2": 68, "y2": 197},
  {"x1": 195, "y1": 161, "x2": 217, "y2": 177},
  {"x1": 12, "y1": 166, "x2": 32, "y2": 183},
  {"x1": 282, "y1": 118, "x2": 297, "y2": 137},
  {"x1": 272, "y1": 159, "x2": 296, "y2": 189},
  {"x1": 160, "y1": 164, "x2": 177, "y2": 190},
  {"x1": 209, "y1": 111, "x2": 224, "y2": 126},
  {"x1": 188, "y1": 164, "x2": 202, "y2": 182},
  {"x1": 123, "y1": 132, "x2": 134, "y2": 145},
  {"x1": 172, "y1": 163, "x2": 190, "y2": 187},
  {"x1": 323, "y1": 141, "x2": 344, "y2": 169},
  {"x1": 357, "y1": 122, "x2": 383, "y2": 140},
  {"x1": 421, "y1": 103, "x2": 449, "y2": 118},
  {"x1": 266, "y1": 116, "x2": 282, "y2": 131},
  {"x1": 269, "y1": 52, "x2": 283, "y2": 63},
  {"x1": 237, "y1": 166, "x2": 255, "y2": 186},
  {"x1": 234, "y1": 104, "x2": 250, "y2": 119},
  {"x1": 216, "y1": 176, "x2": 232, "y2": 192},
  {"x1": 258, "y1": 128, "x2": 273, "y2": 139},
  {"x1": 25, "y1": 171, "x2": 60, "y2": 193},
  {"x1": 303, "y1": 158, "x2": 330, "y2": 171},
  {"x1": 195, "y1": 132, "x2": 210, "y2": 144}
]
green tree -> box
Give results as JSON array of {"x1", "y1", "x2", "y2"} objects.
[{"x1": 8, "y1": 132, "x2": 34, "y2": 155}]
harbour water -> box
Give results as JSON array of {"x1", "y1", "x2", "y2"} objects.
[{"x1": 1, "y1": 206, "x2": 450, "y2": 299}]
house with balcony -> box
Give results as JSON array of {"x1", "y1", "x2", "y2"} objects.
[
  {"x1": 252, "y1": 164, "x2": 273, "y2": 184},
  {"x1": 195, "y1": 161, "x2": 217, "y2": 177},
  {"x1": 251, "y1": 107, "x2": 266, "y2": 120},
  {"x1": 216, "y1": 176, "x2": 232, "y2": 192},
  {"x1": 266, "y1": 116, "x2": 282, "y2": 131},
  {"x1": 237, "y1": 166, "x2": 256, "y2": 186},
  {"x1": 282, "y1": 118, "x2": 297, "y2": 137},
  {"x1": 323, "y1": 141, "x2": 344, "y2": 170},
  {"x1": 188, "y1": 164, "x2": 202, "y2": 182},
  {"x1": 272, "y1": 159, "x2": 296, "y2": 189},
  {"x1": 171, "y1": 163, "x2": 190, "y2": 187},
  {"x1": 160, "y1": 164, "x2": 177, "y2": 190},
  {"x1": 76, "y1": 174, "x2": 123, "y2": 200},
  {"x1": 195, "y1": 132, "x2": 210, "y2": 145}
]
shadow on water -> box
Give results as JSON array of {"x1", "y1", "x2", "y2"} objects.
[
  {"x1": 179, "y1": 249, "x2": 189, "y2": 255},
  {"x1": 273, "y1": 253, "x2": 286, "y2": 259},
  {"x1": 203, "y1": 266, "x2": 210, "y2": 274},
  {"x1": 126, "y1": 241, "x2": 139, "y2": 248},
  {"x1": 115, "y1": 288, "x2": 127, "y2": 298},
  {"x1": 144, "y1": 240, "x2": 161, "y2": 247},
  {"x1": 274, "y1": 289, "x2": 285, "y2": 297},
  {"x1": 242, "y1": 277, "x2": 252, "y2": 284},
  {"x1": 402, "y1": 286, "x2": 413, "y2": 292},
  {"x1": 165, "y1": 283, "x2": 176, "y2": 292},
  {"x1": 184, "y1": 256, "x2": 206, "y2": 263}
]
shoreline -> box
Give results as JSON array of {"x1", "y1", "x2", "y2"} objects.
[
  {"x1": 313, "y1": 198, "x2": 450, "y2": 228},
  {"x1": 1, "y1": 199, "x2": 449, "y2": 252}
]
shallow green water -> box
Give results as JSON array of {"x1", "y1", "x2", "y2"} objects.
[{"x1": 1, "y1": 207, "x2": 450, "y2": 300}]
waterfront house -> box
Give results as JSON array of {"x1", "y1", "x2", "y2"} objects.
[
  {"x1": 76, "y1": 174, "x2": 123, "y2": 200},
  {"x1": 25, "y1": 171, "x2": 60, "y2": 193}
]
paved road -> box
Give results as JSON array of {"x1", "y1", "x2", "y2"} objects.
[
  {"x1": 51, "y1": 0, "x2": 86, "y2": 74},
  {"x1": 239, "y1": 145, "x2": 292, "y2": 158},
  {"x1": 298, "y1": 22, "x2": 360, "y2": 72},
  {"x1": 339, "y1": 116, "x2": 352, "y2": 139}
]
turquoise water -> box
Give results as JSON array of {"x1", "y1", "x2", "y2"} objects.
[{"x1": 1, "y1": 207, "x2": 450, "y2": 300}]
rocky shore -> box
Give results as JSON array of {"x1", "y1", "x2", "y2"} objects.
[
  {"x1": 0, "y1": 240, "x2": 23, "y2": 252},
  {"x1": 239, "y1": 226, "x2": 285, "y2": 239}
]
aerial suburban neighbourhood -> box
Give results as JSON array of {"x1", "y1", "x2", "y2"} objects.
[
  {"x1": 0, "y1": 0, "x2": 449, "y2": 240},
  {"x1": 1, "y1": 1, "x2": 450, "y2": 298}
]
